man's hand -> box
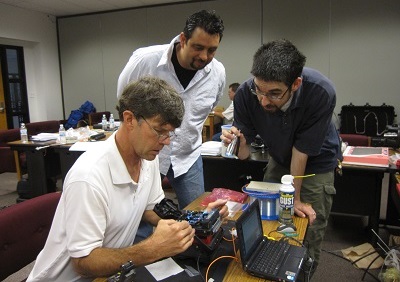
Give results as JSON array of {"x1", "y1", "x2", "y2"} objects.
[
  {"x1": 148, "y1": 219, "x2": 195, "y2": 257},
  {"x1": 220, "y1": 125, "x2": 238, "y2": 144},
  {"x1": 220, "y1": 126, "x2": 250, "y2": 160},
  {"x1": 294, "y1": 200, "x2": 317, "y2": 225},
  {"x1": 205, "y1": 199, "x2": 229, "y2": 219}
]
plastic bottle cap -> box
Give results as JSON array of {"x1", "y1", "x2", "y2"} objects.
[{"x1": 281, "y1": 174, "x2": 294, "y2": 185}]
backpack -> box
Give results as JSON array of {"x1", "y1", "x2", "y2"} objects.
[
  {"x1": 79, "y1": 101, "x2": 96, "y2": 114},
  {"x1": 65, "y1": 109, "x2": 84, "y2": 129},
  {"x1": 65, "y1": 101, "x2": 96, "y2": 129}
]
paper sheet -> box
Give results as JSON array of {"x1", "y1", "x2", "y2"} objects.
[
  {"x1": 68, "y1": 141, "x2": 106, "y2": 151},
  {"x1": 341, "y1": 242, "x2": 384, "y2": 269},
  {"x1": 31, "y1": 133, "x2": 59, "y2": 141},
  {"x1": 144, "y1": 257, "x2": 183, "y2": 281},
  {"x1": 200, "y1": 141, "x2": 222, "y2": 156}
]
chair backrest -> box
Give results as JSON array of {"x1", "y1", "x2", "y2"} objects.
[
  {"x1": 26, "y1": 120, "x2": 60, "y2": 135},
  {"x1": 0, "y1": 192, "x2": 61, "y2": 281},
  {"x1": 88, "y1": 111, "x2": 111, "y2": 126},
  {"x1": 340, "y1": 133, "x2": 371, "y2": 147}
]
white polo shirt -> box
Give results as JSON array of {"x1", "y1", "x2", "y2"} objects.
[
  {"x1": 27, "y1": 132, "x2": 165, "y2": 281},
  {"x1": 117, "y1": 35, "x2": 226, "y2": 177}
]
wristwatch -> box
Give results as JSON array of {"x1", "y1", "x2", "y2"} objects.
[{"x1": 107, "y1": 261, "x2": 135, "y2": 282}]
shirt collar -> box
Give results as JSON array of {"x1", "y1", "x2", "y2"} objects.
[{"x1": 107, "y1": 132, "x2": 149, "y2": 186}]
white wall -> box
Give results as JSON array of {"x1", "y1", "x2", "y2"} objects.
[
  {"x1": 0, "y1": 3, "x2": 62, "y2": 122},
  {"x1": 58, "y1": 0, "x2": 400, "y2": 126},
  {"x1": 1, "y1": 0, "x2": 399, "y2": 126}
]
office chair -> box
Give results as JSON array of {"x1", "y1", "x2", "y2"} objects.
[
  {"x1": 0, "y1": 192, "x2": 61, "y2": 281},
  {"x1": 88, "y1": 111, "x2": 111, "y2": 126}
]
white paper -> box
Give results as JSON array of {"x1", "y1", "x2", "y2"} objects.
[
  {"x1": 226, "y1": 200, "x2": 244, "y2": 217},
  {"x1": 144, "y1": 257, "x2": 183, "y2": 281},
  {"x1": 201, "y1": 141, "x2": 222, "y2": 156},
  {"x1": 31, "y1": 133, "x2": 59, "y2": 141},
  {"x1": 68, "y1": 141, "x2": 105, "y2": 151}
]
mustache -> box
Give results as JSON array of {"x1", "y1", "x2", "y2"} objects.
[{"x1": 262, "y1": 104, "x2": 276, "y2": 112}]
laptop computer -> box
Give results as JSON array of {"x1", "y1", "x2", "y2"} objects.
[{"x1": 236, "y1": 199, "x2": 307, "y2": 281}]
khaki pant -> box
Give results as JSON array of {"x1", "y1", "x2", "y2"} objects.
[{"x1": 263, "y1": 157, "x2": 336, "y2": 263}]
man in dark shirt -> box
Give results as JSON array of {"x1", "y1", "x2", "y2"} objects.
[{"x1": 222, "y1": 39, "x2": 342, "y2": 275}]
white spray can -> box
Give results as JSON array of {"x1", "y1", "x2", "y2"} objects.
[{"x1": 279, "y1": 174, "x2": 295, "y2": 225}]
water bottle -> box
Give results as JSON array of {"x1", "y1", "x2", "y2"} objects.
[
  {"x1": 279, "y1": 175, "x2": 295, "y2": 225},
  {"x1": 102, "y1": 114, "x2": 107, "y2": 130},
  {"x1": 59, "y1": 124, "x2": 66, "y2": 144},
  {"x1": 109, "y1": 114, "x2": 115, "y2": 130},
  {"x1": 20, "y1": 123, "x2": 28, "y2": 143}
]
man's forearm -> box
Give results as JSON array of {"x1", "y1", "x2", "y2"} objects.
[
  {"x1": 290, "y1": 146, "x2": 308, "y2": 201},
  {"x1": 238, "y1": 142, "x2": 251, "y2": 160},
  {"x1": 72, "y1": 240, "x2": 162, "y2": 278}
]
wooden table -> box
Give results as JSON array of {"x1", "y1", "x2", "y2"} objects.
[
  {"x1": 186, "y1": 193, "x2": 308, "y2": 282},
  {"x1": 8, "y1": 139, "x2": 61, "y2": 198},
  {"x1": 95, "y1": 193, "x2": 308, "y2": 282},
  {"x1": 8, "y1": 129, "x2": 113, "y2": 198}
]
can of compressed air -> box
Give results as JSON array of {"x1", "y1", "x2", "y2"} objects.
[{"x1": 279, "y1": 175, "x2": 295, "y2": 225}]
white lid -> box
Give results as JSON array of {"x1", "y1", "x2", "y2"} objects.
[{"x1": 281, "y1": 174, "x2": 294, "y2": 185}]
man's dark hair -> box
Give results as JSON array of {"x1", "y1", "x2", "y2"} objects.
[
  {"x1": 229, "y1": 82, "x2": 240, "y2": 92},
  {"x1": 183, "y1": 10, "x2": 224, "y2": 41},
  {"x1": 116, "y1": 77, "x2": 184, "y2": 128},
  {"x1": 251, "y1": 39, "x2": 306, "y2": 86}
]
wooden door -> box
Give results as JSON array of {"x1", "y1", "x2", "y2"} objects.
[{"x1": 0, "y1": 61, "x2": 7, "y2": 129}]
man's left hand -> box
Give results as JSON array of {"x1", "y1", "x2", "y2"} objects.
[
  {"x1": 205, "y1": 199, "x2": 229, "y2": 219},
  {"x1": 294, "y1": 200, "x2": 317, "y2": 225}
]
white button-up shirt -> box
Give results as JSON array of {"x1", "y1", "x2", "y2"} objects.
[{"x1": 117, "y1": 35, "x2": 226, "y2": 177}]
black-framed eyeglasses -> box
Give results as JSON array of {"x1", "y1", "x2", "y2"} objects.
[
  {"x1": 140, "y1": 116, "x2": 176, "y2": 141},
  {"x1": 250, "y1": 79, "x2": 290, "y2": 100}
]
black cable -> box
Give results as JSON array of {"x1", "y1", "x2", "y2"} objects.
[
  {"x1": 196, "y1": 253, "x2": 205, "y2": 282},
  {"x1": 321, "y1": 248, "x2": 381, "y2": 281},
  {"x1": 322, "y1": 249, "x2": 352, "y2": 262},
  {"x1": 361, "y1": 253, "x2": 381, "y2": 281}
]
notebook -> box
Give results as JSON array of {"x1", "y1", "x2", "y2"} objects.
[
  {"x1": 236, "y1": 199, "x2": 307, "y2": 281},
  {"x1": 245, "y1": 181, "x2": 281, "y2": 193}
]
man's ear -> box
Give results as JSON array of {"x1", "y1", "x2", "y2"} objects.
[
  {"x1": 123, "y1": 111, "x2": 135, "y2": 126},
  {"x1": 179, "y1": 32, "x2": 187, "y2": 47},
  {"x1": 291, "y1": 77, "x2": 302, "y2": 92}
]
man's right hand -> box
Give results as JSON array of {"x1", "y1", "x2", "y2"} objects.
[
  {"x1": 220, "y1": 125, "x2": 238, "y2": 144},
  {"x1": 149, "y1": 219, "x2": 195, "y2": 257},
  {"x1": 220, "y1": 126, "x2": 250, "y2": 160}
]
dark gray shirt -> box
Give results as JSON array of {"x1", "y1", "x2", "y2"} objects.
[{"x1": 234, "y1": 67, "x2": 341, "y2": 174}]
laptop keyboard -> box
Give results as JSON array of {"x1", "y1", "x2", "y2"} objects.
[{"x1": 251, "y1": 240, "x2": 290, "y2": 275}]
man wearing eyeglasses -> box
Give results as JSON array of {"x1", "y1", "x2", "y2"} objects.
[
  {"x1": 28, "y1": 77, "x2": 228, "y2": 281},
  {"x1": 221, "y1": 39, "x2": 342, "y2": 276}
]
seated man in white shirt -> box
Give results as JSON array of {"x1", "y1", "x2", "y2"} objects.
[
  {"x1": 27, "y1": 77, "x2": 228, "y2": 281},
  {"x1": 212, "y1": 82, "x2": 240, "y2": 141}
]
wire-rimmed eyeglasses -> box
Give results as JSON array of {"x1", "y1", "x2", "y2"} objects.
[
  {"x1": 250, "y1": 79, "x2": 290, "y2": 100},
  {"x1": 140, "y1": 116, "x2": 176, "y2": 141}
]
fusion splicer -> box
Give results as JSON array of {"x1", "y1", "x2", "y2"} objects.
[{"x1": 154, "y1": 199, "x2": 224, "y2": 254}]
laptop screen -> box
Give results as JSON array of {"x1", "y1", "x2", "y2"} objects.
[{"x1": 238, "y1": 200, "x2": 263, "y2": 262}]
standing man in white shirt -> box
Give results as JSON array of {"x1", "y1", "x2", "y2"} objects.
[{"x1": 117, "y1": 10, "x2": 226, "y2": 209}]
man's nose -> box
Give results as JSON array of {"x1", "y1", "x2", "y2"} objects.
[
  {"x1": 199, "y1": 50, "x2": 208, "y2": 61},
  {"x1": 259, "y1": 95, "x2": 272, "y2": 107}
]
